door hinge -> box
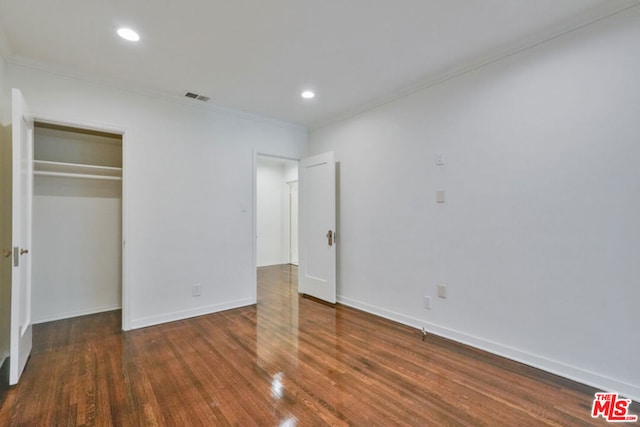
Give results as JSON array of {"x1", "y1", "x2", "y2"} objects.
[{"x1": 13, "y1": 246, "x2": 19, "y2": 267}]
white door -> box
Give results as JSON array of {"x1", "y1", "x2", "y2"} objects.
[
  {"x1": 298, "y1": 152, "x2": 336, "y2": 303},
  {"x1": 9, "y1": 88, "x2": 34, "y2": 385}
]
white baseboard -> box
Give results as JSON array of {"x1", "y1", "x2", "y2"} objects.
[
  {"x1": 33, "y1": 304, "x2": 122, "y2": 324},
  {"x1": 129, "y1": 298, "x2": 254, "y2": 330},
  {"x1": 338, "y1": 295, "x2": 640, "y2": 402}
]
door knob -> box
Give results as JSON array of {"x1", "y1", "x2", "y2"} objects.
[
  {"x1": 326, "y1": 230, "x2": 333, "y2": 246},
  {"x1": 20, "y1": 248, "x2": 29, "y2": 255},
  {"x1": 1, "y1": 249, "x2": 11, "y2": 258}
]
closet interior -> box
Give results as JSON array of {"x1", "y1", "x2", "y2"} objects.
[{"x1": 32, "y1": 122, "x2": 123, "y2": 323}]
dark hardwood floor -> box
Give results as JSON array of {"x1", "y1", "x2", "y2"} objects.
[{"x1": 0, "y1": 265, "x2": 635, "y2": 426}]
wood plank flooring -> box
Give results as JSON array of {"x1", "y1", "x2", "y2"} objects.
[{"x1": 0, "y1": 264, "x2": 636, "y2": 426}]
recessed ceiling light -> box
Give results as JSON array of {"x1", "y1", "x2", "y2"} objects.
[
  {"x1": 117, "y1": 28, "x2": 140, "y2": 42},
  {"x1": 301, "y1": 90, "x2": 315, "y2": 99}
]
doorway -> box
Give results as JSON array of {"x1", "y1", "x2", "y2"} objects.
[
  {"x1": 32, "y1": 122, "x2": 124, "y2": 325},
  {"x1": 255, "y1": 155, "x2": 299, "y2": 364},
  {"x1": 256, "y1": 155, "x2": 298, "y2": 268}
]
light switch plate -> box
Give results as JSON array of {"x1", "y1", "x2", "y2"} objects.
[
  {"x1": 437, "y1": 283, "x2": 447, "y2": 299},
  {"x1": 436, "y1": 190, "x2": 445, "y2": 203},
  {"x1": 423, "y1": 296, "x2": 432, "y2": 309}
]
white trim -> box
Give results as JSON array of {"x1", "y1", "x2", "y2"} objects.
[
  {"x1": 312, "y1": 0, "x2": 640, "y2": 129},
  {"x1": 32, "y1": 115, "x2": 125, "y2": 136},
  {"x1": 251, "y1": 149, "x2": 258, "y2": 304},
  {"x1": 337, "y1": 295, "x2": 640, "y2": 402},
  {"x1": 129, "y1": 298, "x2": 254, "y2": 330},
  {"x1": 33, "y1": 304, "x2": 121, "y2": 325},
  {"x1": 121, "y1": 130, "x2": 131, "y2": 331},
  {"x1": 7, "y1": 56, "x2": 306, "y2": 132},
  {"x1": 3, "y1": 2, "x2": 638, "y2": 131}
]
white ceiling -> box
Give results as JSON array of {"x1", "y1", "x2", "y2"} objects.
[{"x1": 0, "y1": 0, "x2": 637, "y2": 127}]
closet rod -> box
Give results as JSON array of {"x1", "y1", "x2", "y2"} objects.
[{"x1": 34, "y1": 171, "x2": 122, "y2": 181}]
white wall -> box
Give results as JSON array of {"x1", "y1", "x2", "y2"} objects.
[
  {"x1": 257, "y1": 157, "x2": 298, "y2": 266},
  {"x1": 309, "y1": 7, "x2": 640, "y2": 401},
  {"x1": 32, "y1": 191, "x2": 122, "y2": 323},
  {"x1": 4, "y1": 62, "x2": 307, "y2": 330},
  {"x1": 283, "y1": 162, "x2": 298, "y2": 183}
]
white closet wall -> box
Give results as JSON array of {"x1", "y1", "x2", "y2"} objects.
[{"x1": 32, "y1": 124, "x2": 122, "y2": 323}]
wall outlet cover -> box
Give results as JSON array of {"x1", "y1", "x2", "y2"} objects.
[{"x1": 192, "y1": 284, "x2": 201, "y2": 297}]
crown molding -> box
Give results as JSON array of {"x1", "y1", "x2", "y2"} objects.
[
  {"x1": 310, "y1": 0, "x2": 640, "y2": 130},
  {"x1": 5, "y1": 55, "x2": 307, "y2": 132},
  {"x1": 3, "y1": 0, "x2": 637, "y2": 132}
]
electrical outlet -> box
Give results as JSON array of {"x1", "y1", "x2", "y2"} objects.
[
  {"x1": 192, "y1": 284, "x2": 201, "y2": 297},
  {"x1": 423, "y1": 296, "x2": 431, "y2": 309},
  {"x1": 437, "y1": 283, "x2": 447, "y2": 299}
]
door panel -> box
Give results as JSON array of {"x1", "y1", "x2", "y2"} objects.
[
  {"x1": 10, "y1": 88, "x2": 34, "y2": 385},
  {"x1": 298, "y1": 152, "x2": 336, "y2": 303}
]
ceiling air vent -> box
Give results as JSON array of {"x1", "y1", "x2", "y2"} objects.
[{"x1": 184, "y1": 92, "x2": 209, "y2": 101}]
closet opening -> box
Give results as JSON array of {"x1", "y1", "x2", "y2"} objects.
[{"x1": 32, "y1": 122, "x2": 123, "y2": 325}]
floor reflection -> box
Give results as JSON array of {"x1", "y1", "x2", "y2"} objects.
[
  {"x1": 256, "y1": 264, "x2": 300, "y2": 371},
  {"x1": 256, "y1": 264, "x2": 344, "y2": 425}
]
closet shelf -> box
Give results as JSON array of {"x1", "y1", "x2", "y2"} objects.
[{"x1": 34, "y1": 160, "x2": 122, "y2": 181}]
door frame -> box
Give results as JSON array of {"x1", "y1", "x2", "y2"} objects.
[
  {"x1": 32, "y1": 114, "x2": 131, "y2": 331},
  {"x1": 288, "y1": 180, "x2": 299, "y2": 266},
  {"x1": 251, "y1": 150, "x2": 299, "y2": 303}
]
